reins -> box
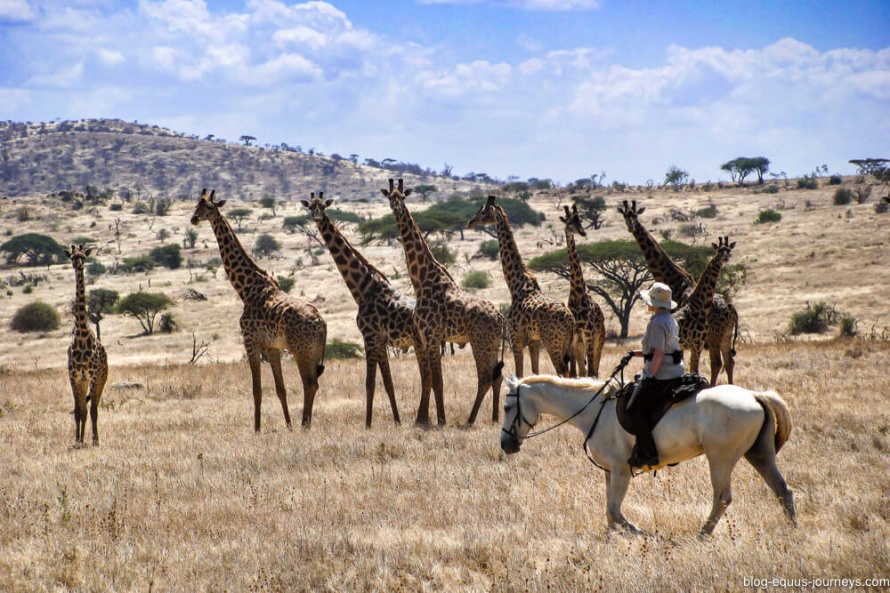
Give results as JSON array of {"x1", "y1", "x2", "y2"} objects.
[{"x1": 503, "y1": 358, "x2": 631, "y2": 445}]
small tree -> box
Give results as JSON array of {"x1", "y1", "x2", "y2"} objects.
[
  {"x1": 183, "y1": 227, "x2": 199, "y2": 249},
  {"x1": 254, "y1": 234, "x2": 280, "y2": 258},
  {"x1": 87, "y1": 288, "x2": 119, "y2": 340},
  {"x1": 573, "y1": 195, "x2": 607, "y2": 230},
  {"x1": 1, "y1": 233, "x2": 66, "y2": 266},
  {"x1": 11, "y1": 301, "x2": 61, "y2": 333},
  {"x1": 663, "y1": 166, "x2": 689, "y2": 192},
  {"x1": 149, "y1": 244, "x2": 182, "y2": 269},
  {"x1": 259, "y1": 196, "x2": 279, "y2": 217},
  {"x1": 461, "y1": 270, "x2": 490, "y2": 290},
  {"x1": 414, "y1": 184, "x2": 438, "y2": 202},
  {"x1": 116, "y1": 292, "x2": 173, "y2": 335},
  {"x1": 227, "y1": 208, "x2": 252, "y2": 231}
]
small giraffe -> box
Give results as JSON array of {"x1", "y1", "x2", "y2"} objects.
[
  {"x1": 618, "y1": 199, "x2": 739, "y2": 384},
  {"x1": 191, "y1": 189, "x2": 326, "y2": 430},
  {"x1": 560, "y1": 204, "x2": 606, "y2": 377},
  {"x1": 302, "y1": 191, "x2": 419, "y2": 428},
  {"x1": 383, "y1": 179, "x2": 505, "y2": 426},
  {"x1": 468, "y1": 196, "x2": 576, "y2": 377},
  {"x1": 675, "y1": 237, "x2": 736, "y2": 383},
  {"x1": 65, "y1": 244, "x2": 108, "y2": 446}
]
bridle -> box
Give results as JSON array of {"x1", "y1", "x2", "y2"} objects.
[{"x1": 501, "y1": 359, "x2": 632, "y2": 469}]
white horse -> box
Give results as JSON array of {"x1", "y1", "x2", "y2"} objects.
[{"x1": 500, "y1": 374, "x2": 797, "y2": 536}]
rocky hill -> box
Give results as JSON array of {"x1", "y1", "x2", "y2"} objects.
[{"x1": 0, "y1": 118, "x2": 490, "y2": 201}]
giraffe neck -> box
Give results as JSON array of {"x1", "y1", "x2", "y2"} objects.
[
  {"x1": 392, "y1": 204, "x2": 456, "y2": 293},
  {"x1": 208, "y1": 210, "x2": 277, "y2": 302},
  {"x1": 565, "y1": 231, "x2": 589, "y2": 308},
  {"x1": 631, "y1": 223, "x2": 694, "y2": 300},
  {"x1": 73, "y1": 264, "x2": 91, "y2": 338},
  {"x1": 682, "y1": 251, "x2": 728, "y2": 317},
  {"x1": 493, "y1": 206, "x2": 538, "y2": 299},
  {"x1": 315, "y1": 213, "x2": 389, "y2": 304}
]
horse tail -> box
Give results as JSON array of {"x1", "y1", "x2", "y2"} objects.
[{"x1": 754, "y1": 391, "x2": 792, "y2": 453}]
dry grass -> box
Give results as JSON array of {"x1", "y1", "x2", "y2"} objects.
[
  {"x1": 1, "y1": 179, "x2": 890, "y2": 589},
  {"x1": 1, "y1": 340, "x2": 889, "y2": 591}
]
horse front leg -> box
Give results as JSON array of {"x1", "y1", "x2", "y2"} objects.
[{"x1": 605, "y1": 467, "x2": 642, "y2": 534}]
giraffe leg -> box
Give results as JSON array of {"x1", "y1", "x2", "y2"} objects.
[
  {"x1": 295, "y1": 351, "x2": 322, "y2": 428},
  {"x1": 467, "y1": 344, "x2": 498, "y2": 425},
  {"x1": 511, "y1": 328, "x2": 526, "y2": 377},
  {"x1": 428, "y1": 347, "x2": 446, "y2": 426},
  {"x1": 71, "y1": 380, "x2": 88, "y2": 445},
  {"x1": 413, "y1": 343, "x2": 433, "y2": 426},
  {"x1": 573, "y1": 335, "x2": 587, "y2": 377},
  {"x1": 377, "y1": 348, "x2": 401, "y2": 426},
  {"x1": 245, "y1": 345, "x2": 263, "y2": 432},
  {"x1": 91, "y1": 356, "x2": 108, "y2": 445},
  {"x1": 362, "y1": 335, "x2": 379, "y2": 428},
  {"x1": 721, "y1": 329, "x2": 735, "y2": 385},
  {"x1": 528, "y1": 341, "x2": 541, "y2": 375},
  {"x1": 688, "y1": 345, "x2": 702, "y2": 377},
  {"x1": 708, "y1": 344, "x2": 723, "y2": 386},
  {"x1": 267, "y1": 349, "x2": 292, "y2": 429}
]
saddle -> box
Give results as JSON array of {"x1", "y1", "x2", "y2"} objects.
[{"x1": 616, "y1": 373, "x2": 711, "y2": 436}]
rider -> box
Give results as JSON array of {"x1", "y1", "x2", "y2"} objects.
[{"x1": 623, "y1": 282, "x2": 684, "y2": 468}]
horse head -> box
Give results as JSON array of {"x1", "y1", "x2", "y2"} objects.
[{"x1": 500, "y1": 375, "x2": 539, "y2": 454}]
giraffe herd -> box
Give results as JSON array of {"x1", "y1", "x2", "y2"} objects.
[{"x1": 63, "y1": 181, "x2": 742, "y2": 443}]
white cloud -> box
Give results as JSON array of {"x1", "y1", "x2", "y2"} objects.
[
  {"x1": 0, "y1": 0, "x2": 35, "y2": 22},
  {"x1": 419, "y1": 0, "x2": 600, "y2": 8}
]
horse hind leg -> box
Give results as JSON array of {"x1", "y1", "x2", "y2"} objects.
[
  {"x1": 744, "y1": 418, "x2": 797, "y2": 527},
  {"x1": 605, "y1": 468, "x2": 642, "y2": 534}
]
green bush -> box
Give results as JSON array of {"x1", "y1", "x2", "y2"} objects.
[
  {"x1": 828, "y1": 175, "x2": 843, "y2": 185},
  {"x1": 478, "y1": 240, "x2": 499, "y2": 260},
  {"x1": 695, "y1": 204, "x2": 718, "y2": 218},
  {"x1": 159, "y1": 312, "x2": 177, "y2": 334},
  {"x1": 789, "y1": 301, "x2": 836, "y2": 335},
  {"x1": 839, "y1": 314, "x2": 858, "y2": 337},
  {"x1": 762, "y1": 184, "x2": 780, "y2": 194},
  {"x1": 118, "y1": 256, "x2": 155, "y2": 273},
  {"x1": 11, "y1": 301, "x2": 60, "y2": 333},
  {"x1": 149, "y1": 244, "x2": 182, "y2": 269},
  {"x1": 325, "y1": 339, "x2": 364, "y2": 359},
  {"x1": 875, "y1": 200, "x2": 890, "y2": 214},
  {"x1": 755, "y1": 209, "x2": 781, "y2": 224},
  {"x1": 797, "y1": 176, "x2": 818, "y2": 190},
  {"x1": 429, "y1": 241, "x2": 456, "y2": 265},
  {"x1": 278, "y1": 276, "x2": 295, "y2": 293},
  {"x1": 461, "y1": 270, "x2": 490, "y2": 290},
  {"x1": 116, "y1": 291, "x2": 173, "y2": 335},
  {"x1": 832, "y1": 188, "x2": 853, "y2": 206},
  {"x1": 254, "y1": 234, "x2": 280, "y2": 258}
]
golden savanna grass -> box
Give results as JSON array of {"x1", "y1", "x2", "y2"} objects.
[
  {"x1": 1, "y1": 340, "x2": 889, "y2": 591},
  {"x1": 1, "y1": 180, "x2": 889, "y2": 589}
]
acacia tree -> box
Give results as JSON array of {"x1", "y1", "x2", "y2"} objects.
[
  {"x1": 529, "y1": 241, "x2": 652, "y2": 338},
  {"x1": 721, "y1": 157, "x2": 770, "y2": 185},
  {"x1": 116, "y1": 292, "x2": 173, "y2": 335},
  {"x1": 87, "y1": 288, "x2": 119, "y2": 341},
  {"x1": 572, "y1": 195, "x2": 607, "y2": 230},
  {"x1": 0, "y1": 233, "x2": 66, "y2": 266},
  {"x1": 414, "y1": 184, "x2": 438, "y2": 202},
  {"x1": 663, "y1": 166, "x2": 689, "y2": 191}
]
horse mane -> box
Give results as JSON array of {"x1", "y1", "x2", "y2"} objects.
[{"x1": 520, "y1": 375, "x2": 609, "y2": 392}]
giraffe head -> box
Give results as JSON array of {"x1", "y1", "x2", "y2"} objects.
[
  {"x1": 190, "y1": 188, "x2": 226, "y2": 226},
  {"x1": 380, "y1": 178, "x2": 412, "y2": 216},
  {"x1": 560, "y1": 204, "x2": 586, "y2": 238},
  {"x1": 712, "y1": 236, "x2": 736, "y2": 263},
  {"x1": 64, "y1": 244, "x2": 93, "y2": 271},
  {"x1": 467, "y1": 195, "x2": 499, "y2": 229},
  {"x1": 617, "y1": 199, "x2": 645, "y2": 234},
  {"x1": 301, "y1": 191, "x2": 334, "y2": 223}
]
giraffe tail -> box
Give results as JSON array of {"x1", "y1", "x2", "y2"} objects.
[
  {"x1": 492, "y1": 360, "x2": 504, "y2": 382},
  {"x1": 730, "y1": 310, "x2": 740, "y2": 357}
]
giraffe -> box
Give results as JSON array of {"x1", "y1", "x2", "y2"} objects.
[
  {"x1": 383, "y1": 179, "x2": 505, "y2": 426},
  {"x1": 675, "y1": 237, "x2": 737, "y2": 382},
  {"x1": 560, "y1": 204, "x2": 606, "y2": 377},
  {"x1": 618, "y1": 199, "x2": 739, "y2": 384},
  {"x1": 467, "y1": 195, "x2": 576, "y2": 378},
  {"x1": 191, "y1": 189, "x2": 326, "y2": 431},
  {"x1": 301, "y1": 191, "x2": 419, "y2": 428},
  {"x1": 65, "y1": 244, "x2": 108, "y2": 446}
]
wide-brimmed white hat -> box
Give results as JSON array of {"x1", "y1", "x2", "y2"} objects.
[{"x1": 640, "y1": 282, "x2": 677, "y2": 310}]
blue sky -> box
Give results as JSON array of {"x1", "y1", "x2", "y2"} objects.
[{"x1": 1, "y1": 0, "x2": 888, "y2": 186}]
